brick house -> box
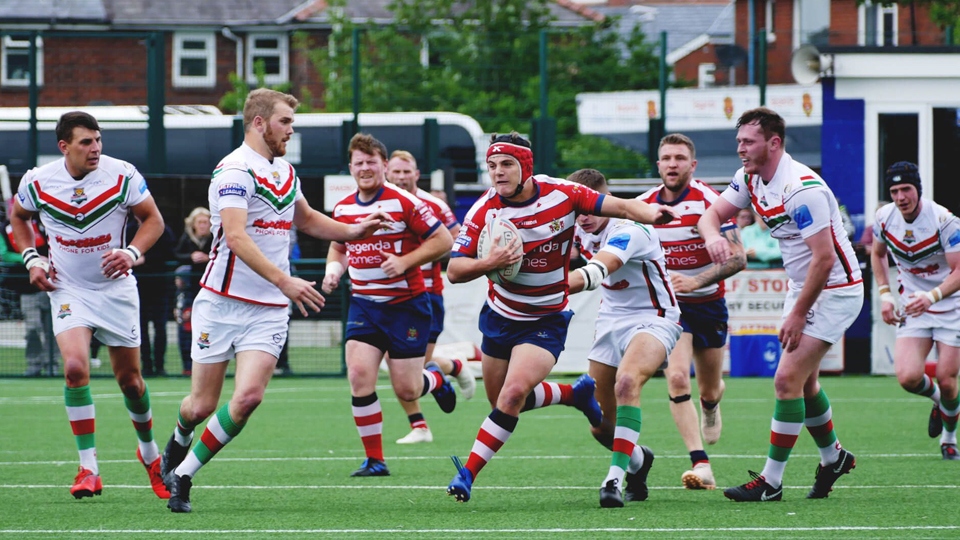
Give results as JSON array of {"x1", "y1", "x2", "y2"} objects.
[
  {"x1": 733, "y1": 0, "x2": 948, "y2": 86},
  {"x1": 0, "y1": 0, "x2": 594, "y2": 109}
]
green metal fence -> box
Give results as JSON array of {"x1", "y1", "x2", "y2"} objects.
[{"x1": 0, "y1": 260, "x2": 347, "y2": 378}]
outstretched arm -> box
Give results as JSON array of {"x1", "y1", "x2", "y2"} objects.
[
  {"x1": 292, "y1": 198, "x2": 388, "y2": 242},
  {"x1": 599, "y1": 195, "x2": 678, "y2": 225}
]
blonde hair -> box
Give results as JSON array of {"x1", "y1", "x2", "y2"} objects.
[
  {"x1": 389, "y1": 150, "x2": 417, "y2": 169},
  {"x1": 184, "y1": 207, "x2": 212, "y2": 245},
  {"x1": 243, "y1": 88, "x2": 299, "y2": 132}
]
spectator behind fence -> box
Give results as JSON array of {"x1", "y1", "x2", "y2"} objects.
[
  {"x1": 173, "y1": 265, "x2": 193, "y2": 376},
  {"x1": 739, "y1": 208, "x2": 782, "y2": 269},
  {"x1": 129, "y1": 220, "x2": 177, "y2": 377},
  {"x1": 2, "y1": 210, "x2": 61, "y2": 376},
  {"x1": 174, "y1": 207, "x2": 212, "y2": 295}
]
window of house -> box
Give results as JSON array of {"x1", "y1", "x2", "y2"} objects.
[
  {"x1": 1, "y1": 35, "x2": 43, "y2": 87},
  {"x1": 859, "y1": 1, "x2": 898, "y2": 46},
  {"x1": 698, "y1": 63, "x2": 716, "y2": 88},
  {"x1": 765, "y1": 0, "x2": 777, "y2": 43},
  {"x1": 173, "y1": 33, "x2": 216, "y2": 88},
  {"x1": 246, "y1": 34, "x2": 289, "y2": 85},
  {"x1": 793, "y1": 0, "x2": 831, "y2": 49}
]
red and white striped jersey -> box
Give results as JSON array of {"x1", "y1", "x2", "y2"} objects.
[
  {"x1": 202, "y1": 143, "x2": 302, "y2": 307},
  {"x1": 451, "y1": 175, "x2": 604, "y2": 320},
  {"x1": 17, "y1": 155, "x2": 151, "y2": 290},
  {"x1": 332, "y1": 182, "x2": 441, "y2": 304},
  {"x1": 415, "y1": 187, "x2": 459, "y2": 295},
  {"x1": 720, "y1": 153, "x2": 861, "y2": 289},
  {"x1": 639, "y1": 180, "x2": 736, "y2": 303},
  {"x1": 874, "y1": 200, "x2": 960, "y2": 313}
]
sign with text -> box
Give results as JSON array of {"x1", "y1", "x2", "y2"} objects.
[
  {"x1": 323, "y1": 175, "x2": 358, "y2": 212},
  {"x1": 438, "y1": 269, "x2": 844, "y2": 375},
  {"x1": 723, "y1": 269, "x2": 844, "y2": 374}
]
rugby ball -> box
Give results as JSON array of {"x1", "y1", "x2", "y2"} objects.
[{"x1": 477, "y1": 217, "x2": 523, "y2": 284}]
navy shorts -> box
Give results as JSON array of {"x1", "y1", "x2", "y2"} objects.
[
  {"x1": 478, "y1": 303, "x2": 573, "y2": 362},
  {"x1": 678, "y1": 299, "x2": 729, "y2": 349},
  {"x1": 428, "y1": 292, "x2": 445, "y2": 343},
  {"x1": 345, "y1": 295, "x2": 432, "y2": 359}
]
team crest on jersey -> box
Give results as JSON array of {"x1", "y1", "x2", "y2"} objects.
[
  {"x1": 903, "y1": 230, "x2": 916, "y2": 244},
  {"x1": 197, "y1": 332, "x2": 211, "y2": 349},
  {"x1": 406, "y1": 327, "x2": 419, "y2": 341},
  {"x1": 70, "y1": 188, "x2": 87, "y2": 205},
  {"x1": 759, "y1": 196, "x2": 768, "y2": 207},
  {"x1": 549, "y1": 219, "x2": 563, "y2": 233},
  {"x1": 271, "y1": 170, "x2": 282, "y2": 185},
  {"x1": 56, "y1": 304, "x2": 72, "y2": 319}
]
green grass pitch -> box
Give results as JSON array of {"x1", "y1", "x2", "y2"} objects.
[{"x1": 0, "y1": 374, "x2": 957, "y2": 539}]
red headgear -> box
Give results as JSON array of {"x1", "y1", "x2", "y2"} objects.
[{"x1": 486, "y1": 142, "x2": 534, "y2": 184}]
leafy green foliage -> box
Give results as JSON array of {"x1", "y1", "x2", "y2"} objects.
[
  {"x1": 218, "y1": 59, "x2": 314, "y2": 114},
  {"x1": 304, "y1": 0, "x2": 661, "y2": 175}
]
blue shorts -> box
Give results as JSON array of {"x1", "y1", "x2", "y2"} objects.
[
  {"x1": 678, "y1": 299, "x2": 729, "y2": 349},
  {"x1": 345, "y1": 295, "x2": 432, "y2": 359},
  {"x1": 428, "y1": 292, "x2": 445, "y2": 343},
  {"x1": 478, "y1": 303, "x2": 573, "y2": 362}
]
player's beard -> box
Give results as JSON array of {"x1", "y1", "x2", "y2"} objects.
[
  {"x1": 264, "y1": 124, "x2": 287, "y2": 157},
  {"x1": 664, "y1": 170, "x2": 692, "y2": 193}
]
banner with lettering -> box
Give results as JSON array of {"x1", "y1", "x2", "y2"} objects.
[
  {"x1": 439, "y1": 269, "x2": 843, "y2": 375},
  {"x1": 723, "y1": 269, "x2": 844, "y2": 374}
]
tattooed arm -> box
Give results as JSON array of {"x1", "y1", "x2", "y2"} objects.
[{"x1": 671, "y1": 226, "x2": 747, "y2": 294}]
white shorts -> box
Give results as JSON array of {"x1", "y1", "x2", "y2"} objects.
[
  {"x1": 588, "y1": 312, "x2": 682, "y2": 368},
  {"x1": 49, "y1": 278, "x2": 141, "y2": 348},
  {"x1": 897, "y1": 309, "x2": 960, "y2": 347},
  {"x1": 783, "y1": 282, "x2": 864, "y2": 345},
  {"x1": 191, "y1": 289, "x2": 289, "y2": 364}
]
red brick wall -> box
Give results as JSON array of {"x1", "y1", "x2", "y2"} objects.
[
  {"x1": 0, "y1": 31, "x2": 328, "y2": 110},
  {"x1": 732, "y1": 0, "x2": 947, "y2": 86},
  {"x1": 675, "y1": 44, "x2": 734, "y2": 87}
]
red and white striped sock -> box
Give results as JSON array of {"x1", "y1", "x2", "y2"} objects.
[
  {"x1": 463, "y1": 408, "x2": 518, "y2": 480},
  {"x1": 352, "y1": 393, "x2": 383, "y2": 461},
  {"x1": 521, "y1": 382, "x2": 573, "y2": 411},
  {"x1": 421, "y1": 369, "x2": 445, "y2": 396}
]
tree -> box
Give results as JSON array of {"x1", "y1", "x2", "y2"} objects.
[
  {"x1": 218, "y1": 60, "x2": 315, "y2": 114},
  {"x1": 304, "y1": 0, "x2": 665, "y2": 176}
]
